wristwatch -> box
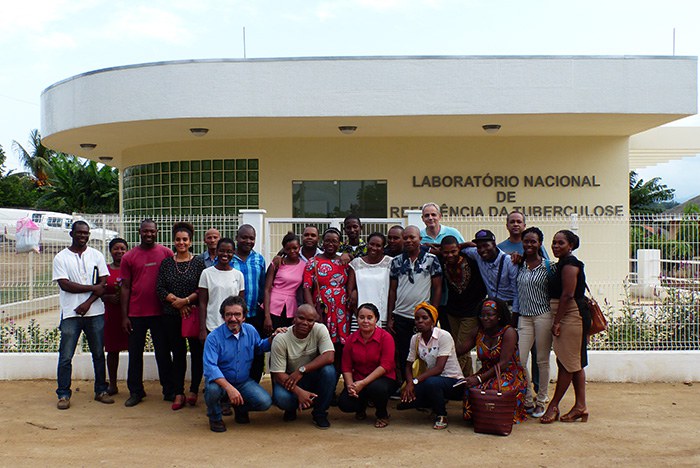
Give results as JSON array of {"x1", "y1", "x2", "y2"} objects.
[
  {"x1": 412, "y1": 378, "x2": 419, "y2": 385},
  {"x1": 298, "y1": 366, "x2": 306, "y2": 374}
]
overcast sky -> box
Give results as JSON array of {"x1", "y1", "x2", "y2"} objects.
[{"x1": 1, "y1": 0, "x2": 699, "y2": 201}]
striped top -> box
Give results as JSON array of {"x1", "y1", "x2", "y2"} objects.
[{"x1": 516, "y1": 260, "x2": 553, "y2": 317}]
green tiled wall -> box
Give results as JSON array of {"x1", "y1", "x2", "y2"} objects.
[{"x1": 122, "y1": 159, "x2": 259, "y2": 216}]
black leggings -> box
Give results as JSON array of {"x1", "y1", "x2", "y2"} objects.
[{"x1": 338, "y1": 377, "x2": 398, "y2": 419}]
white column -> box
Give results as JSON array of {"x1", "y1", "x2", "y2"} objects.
[
  {"x1": 405, "y1": 209, "x2": 425, "y2": 229},
  {"x1": 239, "y1": 209, "x2": 267, "y2": 250},
  {"x1": 637, "y1": 249, "x2": 661, "y2": 296}
]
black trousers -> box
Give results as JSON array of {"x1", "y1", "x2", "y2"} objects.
[
  {"x1": 392, "y1": 314, "x2": 415, "y2": 383},
  {"x1": 247, "y1": 313, "x2": 265, "y2": 383},
  {"x1": 338, "y1": 376, "x2": 398, "y2": 419},
  {"x1": 127, "y1": 315, "x2": 173, "y2": 397}
]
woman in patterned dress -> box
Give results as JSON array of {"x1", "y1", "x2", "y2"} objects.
[
  {"x1": 460, "y1": 298, "x2": 528, "y2": 424},
  {"x1": 303, "y1": 227, "x2": 350, "y2": 378}
]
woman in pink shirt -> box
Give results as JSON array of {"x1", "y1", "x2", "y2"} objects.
[
  {"x1": 338, "y1": 303, "x2": 397, "y2": 428},
  {"x1": 263, "y1": 232, "x2": 306, "y2": 333}
]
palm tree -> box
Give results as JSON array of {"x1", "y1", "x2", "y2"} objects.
[
  {"x1": 629, "y1": 171, "x2": 675, "y2": 214},
  {"x1": 12, "y1": 129, "x2": 55, "y2": 186}
]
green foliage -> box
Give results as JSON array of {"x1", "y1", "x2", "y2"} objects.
[
  {"x1": 629, "y1": 171, "x2": 675, "y2": 214},
  {"x1": 0, "y1": 144, "x2": 42, "y2": 207},
  {"x1": 38, "y1": 154, "x2": 119, "y2": 213},
  {"x1": 1, "y1": 319, "x2": 61, "y2": 352},
  {"x1": 12, "y1": 129, "x2": 54, "y2": 186}
]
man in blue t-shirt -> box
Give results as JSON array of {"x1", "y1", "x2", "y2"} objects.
[{"x1": 498, "y1": 211, "x2": 548, "y2": 259}]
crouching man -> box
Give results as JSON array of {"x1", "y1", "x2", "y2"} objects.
[
  {"x1": 203, "y1": 295, "x2": 282, "y2": 432},
  {"x1": 270, "y1": 304, "x2": 336, "y2": 429}
]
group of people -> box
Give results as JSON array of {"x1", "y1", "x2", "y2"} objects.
[{"x1": 52, "y1": 204, "x2": 592, "y2": 433}]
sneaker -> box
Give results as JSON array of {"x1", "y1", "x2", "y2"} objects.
[
  {"x1": 57, "y1": 397, "x2": 70, "y2": 410},
  {"x1": 95, "y1": 392, "x2": 115, "y2": 404},
  {"x1": 312, "y1": 415, "x2": 331, "y2": 430},
  {"x1": 532, "y1": 405, "x2": 546, "y2": 418},
  {"x1": 209, "y1": 419, "x2": 227, "y2": 433},
  {"x1": 283, "y1": 409, "x2": 297, "y2": 422},
  {"x1": 124, "y1": 393, "x2": 144, "y2": 407}
]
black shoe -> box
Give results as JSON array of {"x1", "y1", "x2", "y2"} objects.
[
  {"x1": 312, "y1": 415, "x2": 330, "y2": 429},
  {"x1": 124, "y1": 393, "x2": 144, "y2": 407},
  {"x1": 234, "y1": 410, "x2": 250, "y2": 424},
  {"x1": 209, "y1": 419, "x2": 227, "y2": 433},
  {"x1": 283, "y1": 409, "x2": 297, "y2": 422}
]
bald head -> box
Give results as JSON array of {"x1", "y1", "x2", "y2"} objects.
[{"x1": 204, "y1": 228, "x2": 221, "y2": 252}]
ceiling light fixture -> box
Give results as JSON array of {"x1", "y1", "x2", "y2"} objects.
[
  {"x1": 190, "y1": 128, "x2": 209, "y2": 137},
  {"x1": 338, "y1": 126, "x2": 357, "y2": 135},
  {"x1": 482, "y1": 124, "x2": 502, "y2": 134},
  {"x1": 80, "y1": 143, "x2": 97, "y2": 150},
  {"x1": 98, "y1": 156, "x2": 113, "y2": 162}
]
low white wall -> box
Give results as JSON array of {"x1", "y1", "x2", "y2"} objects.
[{"x1": 1, "y1": 351, "x2": 698, "y2": 382}]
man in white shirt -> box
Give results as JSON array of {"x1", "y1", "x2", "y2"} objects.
[{"x1": 53, "y1": 221, "x2": 113, "y2": 409}]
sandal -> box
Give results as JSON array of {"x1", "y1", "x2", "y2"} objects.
[
  {"x1": 561, "y1": 407, "x2": 589, "y2": 423},
  {"x1": 540, "y1": 407, "x2": 559, "y2": 424},
  {"x1": 433, "y1": 415, "x2": 448, "y2": 430},
  {"x1": 374, "y1": 418, "x2": 389, "y2": 428}
]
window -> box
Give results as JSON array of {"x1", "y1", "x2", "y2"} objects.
[
  {"x1": 47, "y1": 217, "x2": 63, "y2": 228},
  {"x1": 293, "y1": 180, "x2": 387, "y2": 218}
]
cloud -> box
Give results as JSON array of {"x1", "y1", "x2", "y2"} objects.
[
  {"x1": 0, "y1": 0, "x2": 97, "y2": 34},
  {"x1": 33, "y1": 32, "x2": 78, "y2": 50},
  {"x1": 99, "y1": 5, "x2": 193, "y2": 44}
]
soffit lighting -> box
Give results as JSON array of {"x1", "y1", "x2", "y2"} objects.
[
  {"x1": 98, "y1": 156, "x2": 114, "y2": 162},
  {"x1": 80, "y1": 143, "x2": 97, "y2": 150},
  {"x1": 482, "y1": 124, "x2": 501, "y2": 134},
  {"x1": 338, "y1": 126, "x2": 357, "y2": 135},
  {"x1": 190, "y1": 128, "x2": 209, "y2": 137}
]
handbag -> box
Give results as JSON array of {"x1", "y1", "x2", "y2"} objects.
[
  {"x1": 468, "y1": 363, "x2": 517, "y2": 436},
  {"x1": 181, "y1": 305, "x2": 200, "y2": 338},
  {"x1": 585, "y1": 284, "x2": 607, "y2": 336}
]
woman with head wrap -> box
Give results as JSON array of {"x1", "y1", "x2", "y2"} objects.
[{"x1": 399, "y1": 302, "x2": 464, "y2": 430}]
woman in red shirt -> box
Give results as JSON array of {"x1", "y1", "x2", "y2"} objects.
[{"x1": 338, "y1": 303, "x2": 397, "y2": 428}]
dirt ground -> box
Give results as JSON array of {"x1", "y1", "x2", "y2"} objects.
[{"x1": 0, "y1": 379, "x2": 698, "y2": 467}]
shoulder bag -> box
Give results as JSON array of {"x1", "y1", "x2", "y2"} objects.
[
  {"x1": 584, "y1": 284, "x2": 607, "y2": 336},
  {"x1": 181, "y1": 305, "x2": 200, "y2": 338},
  {"x1": 468, "y1": 363, "x2": 517, "y2": 436}
]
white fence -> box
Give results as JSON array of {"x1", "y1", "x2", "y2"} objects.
[{"x1": 1, "y1": 212, "x2": 698, "y2": 353}]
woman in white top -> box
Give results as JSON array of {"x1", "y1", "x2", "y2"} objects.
[
  {"x1": 198, "y1": 238, "x2": 245, "y2": 339},
  {"x1": 399, "y1": 302, "x2": 464, "y2": 430},
  {"x1": 347, "y1": 232, "x2": 392, "y2": 328}
]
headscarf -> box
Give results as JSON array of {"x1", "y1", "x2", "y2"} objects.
[{"x1": 414, "y1": 302, "x2": 438, "y2": 324}]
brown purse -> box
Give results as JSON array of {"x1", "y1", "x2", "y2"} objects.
[
  {"x1": 468, "y1": 363, "x2": 517, "y2": 436},
  {"x1": 585, "y1": 284, "x2": 607, "y2": 336}
]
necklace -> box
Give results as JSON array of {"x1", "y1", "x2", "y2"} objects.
[{"x1": 174, "y1": 254, "x2": 193, "y2": 275}]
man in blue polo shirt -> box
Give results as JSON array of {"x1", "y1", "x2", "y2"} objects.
[
  {"x1": 203, "y1": 296, "x2": 281, "y2": 433},
  {"x1": 420, "y1": 202, "x2": 465, "y2": 245},
  {"x1": 231, "y1": 224, "x2": 267, "y2": 382}
]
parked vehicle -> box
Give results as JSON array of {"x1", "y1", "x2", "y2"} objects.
[{"x1": 0, "y1": 208, "x2": 119, "y2": 245}]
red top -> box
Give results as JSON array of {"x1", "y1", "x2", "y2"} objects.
[
  {"x1": 341, "y1": 327, "x2": 396, "y2": 381},
  {"x1": 120, "y1": 244, "x2": 173, "y2": 317}
]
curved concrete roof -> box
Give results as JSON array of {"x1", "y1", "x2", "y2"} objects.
[{"x1": 41, "y1": 55, "x2": 697, "y2": 166}]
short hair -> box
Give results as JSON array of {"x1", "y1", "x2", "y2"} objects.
[
  {"x1": 421, "y1": 202, "x2": 440, "y2": 214},
  {"x1": 108, "y1": 237, "x2": 128, "y2": 250},
  {"x1": 219, "y1": 295, "x2": 248, "y2": 318},
  {"x1": 172, "y1": 222, "x2": 194, "y2": 239},
  {"x1": 357, "y1": 303, "x2": 380, "y2": 321},
  {"x1": 507, "y1": 211, "x2": 526, "y2": 224},
  {"x1": 344, "y1": 215, "x2": 362, "y2": 226},
  {"x1": 367, "y1": 232, "x2": 386, "y2": 245},
  {"x1": 521, "y1": 227, "x2": 543, "y2": 244},
  {"x1": 237, "y1": 224, "x2": 255, "y2": 237},
  {"x1": 387, "y1": 225, "x2": 404, "y2": 233},
  {"x1": 480, "y1": 298, "x2": 511, "y2": 328},
  {"x1": 322, "y1": 227, "x2": 342, "y2": 240},
  {"x1": 440, "y1": 235, "x2": 460, "y2": 247},
  {"x1": 556, "y1": 229, "x2": 580, "y2": 250},
  {"x1": 140, "y1": 218, "x2": 157, "y2": 229},
  {"x1": 303, "y1": 225, "x2": 319, "y2": 234},
  {"x1": 71, "y1": 220, "x2": 89, "y2": 232},
  {"x1": 217, "y1": 237, "x2": 235, "y2": 249},
  {"x1": 282, "y1": 231, "x2": 300, "y2": 247}
]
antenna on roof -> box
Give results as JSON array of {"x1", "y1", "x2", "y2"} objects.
[{"x1": 243, "y1": 27, "x2": 247, "y2": 59}]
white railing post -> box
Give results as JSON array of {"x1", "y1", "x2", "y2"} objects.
[
  {"x1": 637, "y1": 249, "x2": 661, "y2": 297},
  {"x1": 570, "y1": 213, "x2": 579, "y2": 233},
  {"x1": 239, "y1": 209, "x2": 267, "y2": 257},
  {"x1": 405, "y1": 209, "x2": 424, "y2": 229}
]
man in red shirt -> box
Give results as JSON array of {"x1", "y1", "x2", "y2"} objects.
[{"x1": 120, "y1": 219, "x2": 175, "y2": 407}]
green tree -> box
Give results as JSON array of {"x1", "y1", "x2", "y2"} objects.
[
  {"x1": 629, "y1": 171, "x2": 675, "y2": 214},
  {"x1": 0, "y1": 144, "x2": 40, "y2": 207},
  {"x1": 12, "y1": 129, "x2": 55, "y2": 186},
  {"x1": 38, "y1": 154, "x2": 118, "y2": 213}
]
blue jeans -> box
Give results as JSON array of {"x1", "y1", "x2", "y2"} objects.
[
  {"x1": 272, "y1": 364, "x2": 335, "y2": 418},
  {"x1": 56, "y1": 315, "x2": 107, "y2": 399},
  {"x1": 414, "y1": 375, "x2": 463, "y2": 417},
  {"x1": 204, "y1": 379, "x2": 272, "y2": 421}
]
